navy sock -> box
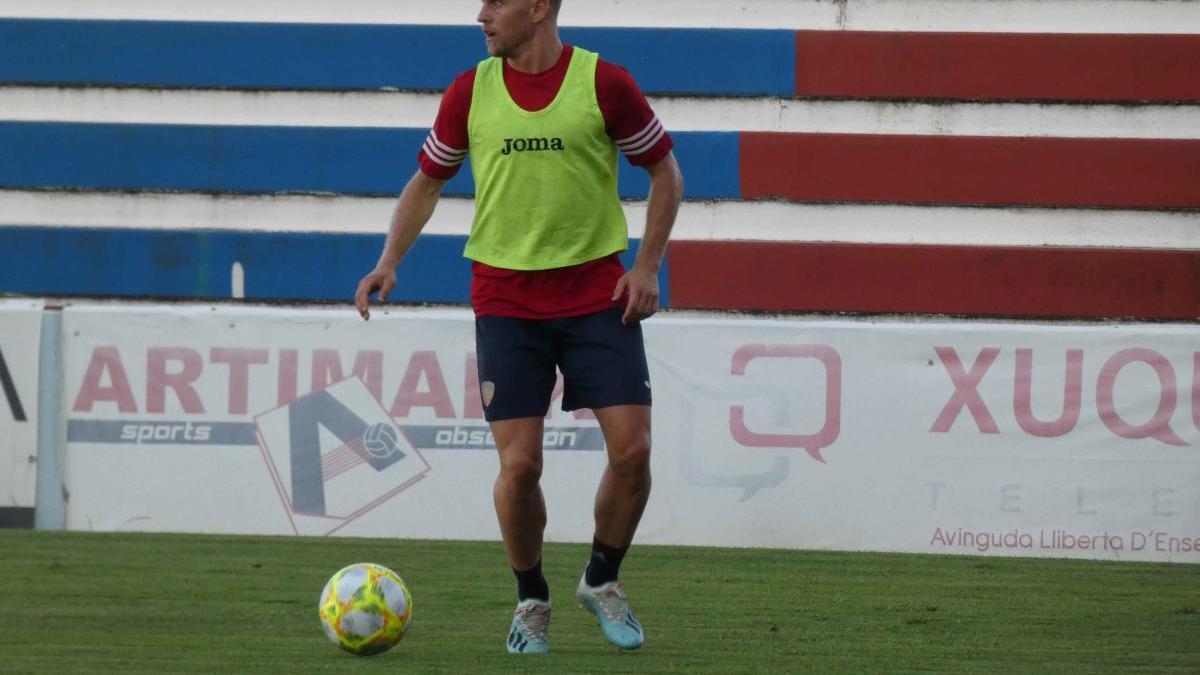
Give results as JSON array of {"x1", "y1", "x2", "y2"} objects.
[
  {"x1": 585, "y1": 537, "x2": 628, "y2": 586},
  {"x1": 513, "y1": 558, "x2": 549, "y2": 602}
]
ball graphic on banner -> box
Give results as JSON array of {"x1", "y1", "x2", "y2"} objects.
[{"x1": 363, "y1": 423, "x2": 399, "y2": 459}]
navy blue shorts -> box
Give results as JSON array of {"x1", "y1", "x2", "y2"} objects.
[{"x1": 474, "y1": 306, "x2": 652, "y2": 421}]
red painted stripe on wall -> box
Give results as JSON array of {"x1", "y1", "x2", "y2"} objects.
[
  {"x1": 668, "y1": 241, "x2": 1200, "y2": 320},
  {"x1": 795, "y1": 31, "x2": 1200, "y2": 102},
  {"x1": 739, "y1": 132, "x2": 1200, "y2": 208}
]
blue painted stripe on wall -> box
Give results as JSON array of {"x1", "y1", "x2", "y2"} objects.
[
  {"x1": 0, "y1": 227, "x2": 668, "y2": 306},
  {"x1": 0, "y1": 122, "x2": 739, "y2": 199},
  {"x1": 0, "y1": 19, "x2": 795, "y2": 96},
  {"x1": 569, "y1": 27, "x2": 794, "y2": 97}
]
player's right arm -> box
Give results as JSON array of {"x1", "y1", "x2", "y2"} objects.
[
  {"x1": 354, "y1": 171, "x2": 448, "y2": 320},
  {"x1": 354, "y1": 69, "x2": 475, "y2": 321}
]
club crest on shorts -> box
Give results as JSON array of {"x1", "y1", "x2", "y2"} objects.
[{"x1": 481, "y1": 381, "x2": 496, "y2": 407}]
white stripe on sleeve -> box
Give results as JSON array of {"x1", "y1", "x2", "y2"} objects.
[
  {"x1": 429, "y1": 129, "x2": 467, "y2": 159},
  {"x1": 422, "y1": 131, "x2": 467, "y2": 167},
  {"x1": 422, "y1": 139, "x2": 465, "y2": 167},
  {"x1": 616, "y1": 116, "x2": 662, "y2": 151},
  {"x1": 619, "y1": 118, "x2": 666, "y2": 157}
]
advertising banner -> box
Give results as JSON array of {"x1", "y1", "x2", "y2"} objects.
[
  {"x1": 644, "y1": 314, "x2": 1199, "y2": 564},
  {"x1": 62, "y1": 304, "x2": 1199, "y2": 562},
  {"x1": 0, "y1": 299, "x2": 42, "y2": 523}
]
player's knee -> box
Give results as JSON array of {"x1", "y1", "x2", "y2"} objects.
[
  {"x1": 609, "y1": 436, "x2": 650, "y2": 478},
  {"x1": 499, "y1": 451, "x2": 543, "y2": 488}
]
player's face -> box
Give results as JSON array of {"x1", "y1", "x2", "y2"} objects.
[{"x1": 477, "y1": 0, "x2": 538, "y2": 58}]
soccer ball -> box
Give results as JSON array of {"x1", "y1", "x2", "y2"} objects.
[{"x1": 318, "y1": 562, "x2": 413, "y2": 656}]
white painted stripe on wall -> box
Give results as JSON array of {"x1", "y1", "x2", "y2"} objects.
[
  {"x1": 652, "y1": 97, "x2": 1200, "y2": 140},
  {"x1": 3, "y1": 190, "x2": 1198, "y2": 250},
  {"x1": 846, "y1": 0, "x2": 1200, "y2": 34},
  {"x1": 4, "y1": 87, "x2": 1198, "y2": 140},
  {"x1": 0, "y1": 87, "x2": 443, "y2": 129},
  {"x1": 0, "y1": 190, "x2": 413, "y2": 235},
  {"x1": 1, "y1": 0, "x2": 1197, "y2": 32}
]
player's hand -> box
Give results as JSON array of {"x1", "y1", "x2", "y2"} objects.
[
  {"x1": 354, "y1": 267, "x2": 397, "y2": 321},
  {"x1": 613, "y1": 266, "x2": 659, "y2": 325}
]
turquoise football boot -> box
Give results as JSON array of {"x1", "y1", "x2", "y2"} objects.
[
  {"x1": 576, "y1": 573, "x2": 644, "y2": 650},
  {"x1": 506, "y1": 598, "x2": 551, "y2": 654}
]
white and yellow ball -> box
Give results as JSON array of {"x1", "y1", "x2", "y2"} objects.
[{"x1": 318, "y1": 562, "x2": 412, "y2": 656}]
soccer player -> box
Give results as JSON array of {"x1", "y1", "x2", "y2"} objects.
[{"x1": 354, "y1": 0, "x2": 683, "y2": 654}]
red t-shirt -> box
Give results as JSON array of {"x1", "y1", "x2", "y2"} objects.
[{"x1": 418, "y1": 45, "x2": 674, "y2": 319}]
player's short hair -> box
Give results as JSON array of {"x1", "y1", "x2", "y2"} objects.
[{"x1": 548, "y1": 0, "x2": 562, "y2": 15}]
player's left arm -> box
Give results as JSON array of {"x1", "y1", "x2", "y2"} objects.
[
  {"x1": 598, "y1": 60, "x2": 685, "y2": 324},
  {"x1": 614, "y1": 151, "x2": 684, "y2": 325}
]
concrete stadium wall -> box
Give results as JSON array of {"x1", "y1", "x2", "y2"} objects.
[
  {"x1": 5, "y1": 19, "x2": 1197, "y2": 100},
  {"x1": 2, "y1": 0, "x2": 1198, "y2": 32},
  {"x1": 1, "y1": 1, "x2": 1198, "y2": 318},
  {"x1": 2, "y1": 1, "x2": 1199, "y2": 318}
]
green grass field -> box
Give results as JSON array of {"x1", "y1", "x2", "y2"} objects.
[{"x1": 0, "y1": 531, "x2": 1197, "y2": 674}]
